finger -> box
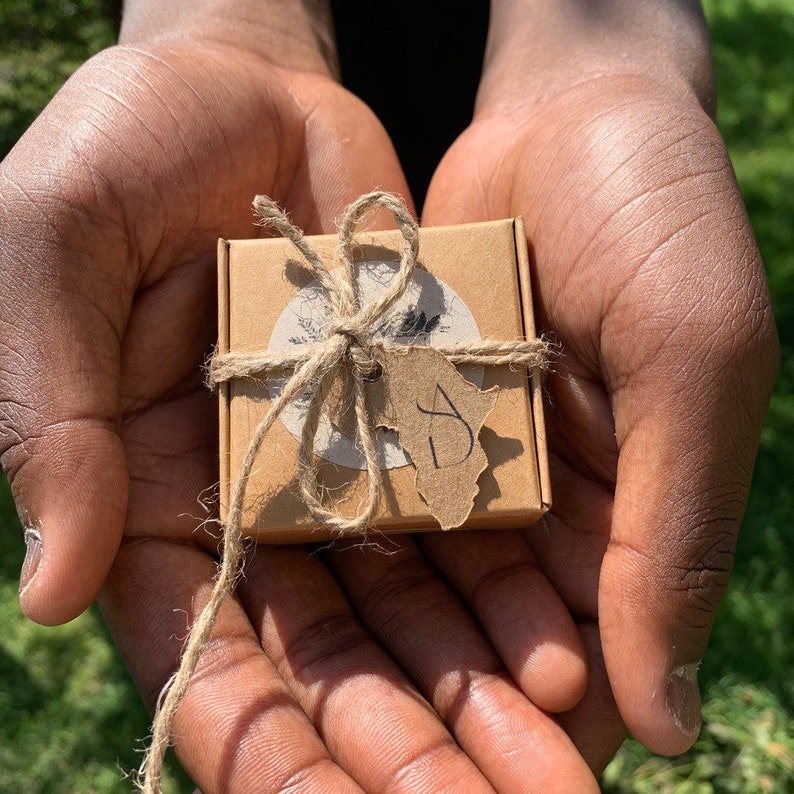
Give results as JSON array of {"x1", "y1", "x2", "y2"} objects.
[
  {"x1": 0, "y1": 137, "x2": 130, "y2": 625},
  {"x1": 238, "y1": 545, "x2": 494, "y2": 793},
  {"x1": 524, "y1": 447, "x2": 615, "y2": 620},
  {"x1": 416, "y1": 529, "x2": 588, "y2": 712},
  {"x1": 556, "y1": 622, "x2": 626, "y2": 775},
  {"x1": 599, "y1": 381, "x2": 767, "y2": 754},
  {"x1": 278, "y1": 72, "x2": 414, "y2": 231},
  {"x1": 598, "y1": 192, "x2": 778, "y2": 754},
  {"x1": 99, "y1": 539, "x2": 364, "y2": 793},
  {"x1": 325, "y1": 537, "x2": 600, "y2": 792}
]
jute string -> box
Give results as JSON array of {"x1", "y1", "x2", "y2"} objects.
[{"x1": 138, "y1": 191, "x2": 550, "y2": 792}]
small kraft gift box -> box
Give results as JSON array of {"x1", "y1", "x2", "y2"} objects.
[{"x1": 213, "y1": 193, "x2": 551, "y2": 543}]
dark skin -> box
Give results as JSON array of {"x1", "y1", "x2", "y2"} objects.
[{"x1": 0, "y1": 1, "x2": 778, "y2": 791}]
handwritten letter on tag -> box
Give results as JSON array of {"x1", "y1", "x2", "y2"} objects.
[{"x1": 369, "y1": 347, "x2": 498, "y2": 530}]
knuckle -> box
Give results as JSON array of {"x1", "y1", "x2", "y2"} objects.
[
  {"x1": 273, "y1": 612, "x2": 373, "y2": 682},
  {"x1": 362, "y1": 556, "x2": 441, "y2": 619},
  {"x1": 184, "y1": 633, "x2": 258, "y2": 698},
  {"x1": 664, "y1": 508, "x2": 739, "y2": 622},
  {"x1": 273, "y1": 755, "x2": 344, "y2": 794},
  {"x1": 671, "y1": 537, "x2": 734, "y2": 617},
  {"x1": 0, "y1": 406, "x2": 120, "y2": 489},
  {"x1": 357, "y1": 556, "x2": 458, "y2": 648},
  {"x1": 384, "y1": 737, "x2": 463, "y2": 793},
  {"x1": 0, "y1": 397, "x2": 36, "y2": 485},
  {"x1": 467, "y1": 561, "x2": 535, "y2": 614}
]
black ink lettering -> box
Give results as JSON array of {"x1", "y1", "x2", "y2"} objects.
[{"x1": 416, "y1": 383, "x2": 474, "y2": 468}]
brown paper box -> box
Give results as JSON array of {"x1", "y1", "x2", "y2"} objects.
[{"x1": 218, "y1": 218, "x2": 551, "y2": 543}]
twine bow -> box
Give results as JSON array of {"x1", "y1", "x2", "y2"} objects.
[
  {"x1": 139, "y1": 191, "x2": 550, "y2": 793},
  {"x1": 214, "y1": 190, "x2": 421, "y2": 535}
]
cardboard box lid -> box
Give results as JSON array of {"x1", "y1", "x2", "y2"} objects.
[{"x1": 218, "y1": 218, "x2": 550, "y2": 542}]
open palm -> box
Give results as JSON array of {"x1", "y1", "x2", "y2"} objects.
[
  {"x1": 423, "y1": 74, "x2": 778, "y2": 762},
  {"x1": 1, "y1": 39, "x2": 607, "y2": 792}
]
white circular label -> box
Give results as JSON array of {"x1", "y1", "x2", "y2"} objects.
[{"x1": 268, "y1": 260, "x2": 482, "y2": 470}]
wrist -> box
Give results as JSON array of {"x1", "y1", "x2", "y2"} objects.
[
  {"x1": 477, "y1": 0, "x2": 715, "y2": 119},
  {"x1": 118, "y1": 0, "x2": 339, "y2": 77}
]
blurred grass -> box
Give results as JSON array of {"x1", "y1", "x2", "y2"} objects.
[
  {"x1": 1, "y1": 0, "x2": 793, "y2": 791},
  {"x1": 0, "y1": 0, "x2": 117, "y2": 157}
]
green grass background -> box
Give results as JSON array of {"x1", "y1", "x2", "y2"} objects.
[{"x1": 1, "y1": 0, "x2": 792, "y2": 791}]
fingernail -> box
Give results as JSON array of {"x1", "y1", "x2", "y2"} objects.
[
  {"x1": 665, "y1": 662, "x2": 702, "y2": 736},
  {"x1": 20, "y1": 526, "x2": 43, "y2": 594}
]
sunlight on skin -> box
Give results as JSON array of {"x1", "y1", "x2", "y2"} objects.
[{"x1": 0, "y1": 1, "x2": 779, "y2": 791}]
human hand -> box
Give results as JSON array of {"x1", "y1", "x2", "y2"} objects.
[
  {"x1": 0, "y1": 4, "x2": 604, "y2": 792},
  {"x1": 423, "y1": 0, "x2": 779, "y2": 770}
]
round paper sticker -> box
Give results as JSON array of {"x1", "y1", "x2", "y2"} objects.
[{"x1": 267, "y1": 260, "x2": 483, "y2": 470}]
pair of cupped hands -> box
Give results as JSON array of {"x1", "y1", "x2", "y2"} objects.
[{"x1": 0, "y1": 5, "x2": 779, "y2": 792}]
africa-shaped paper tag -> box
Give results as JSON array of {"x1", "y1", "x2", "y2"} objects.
[{"x1": 368, "y1": 346, "x2": 498, "y2": 530}]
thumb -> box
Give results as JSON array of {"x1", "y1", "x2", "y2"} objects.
[
  {"x1": 1, "y1": 128, "x2": 129, "y2": 626},
  {"x1": 599, "y1": 254, "x2": 778, "y2": 755}
]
